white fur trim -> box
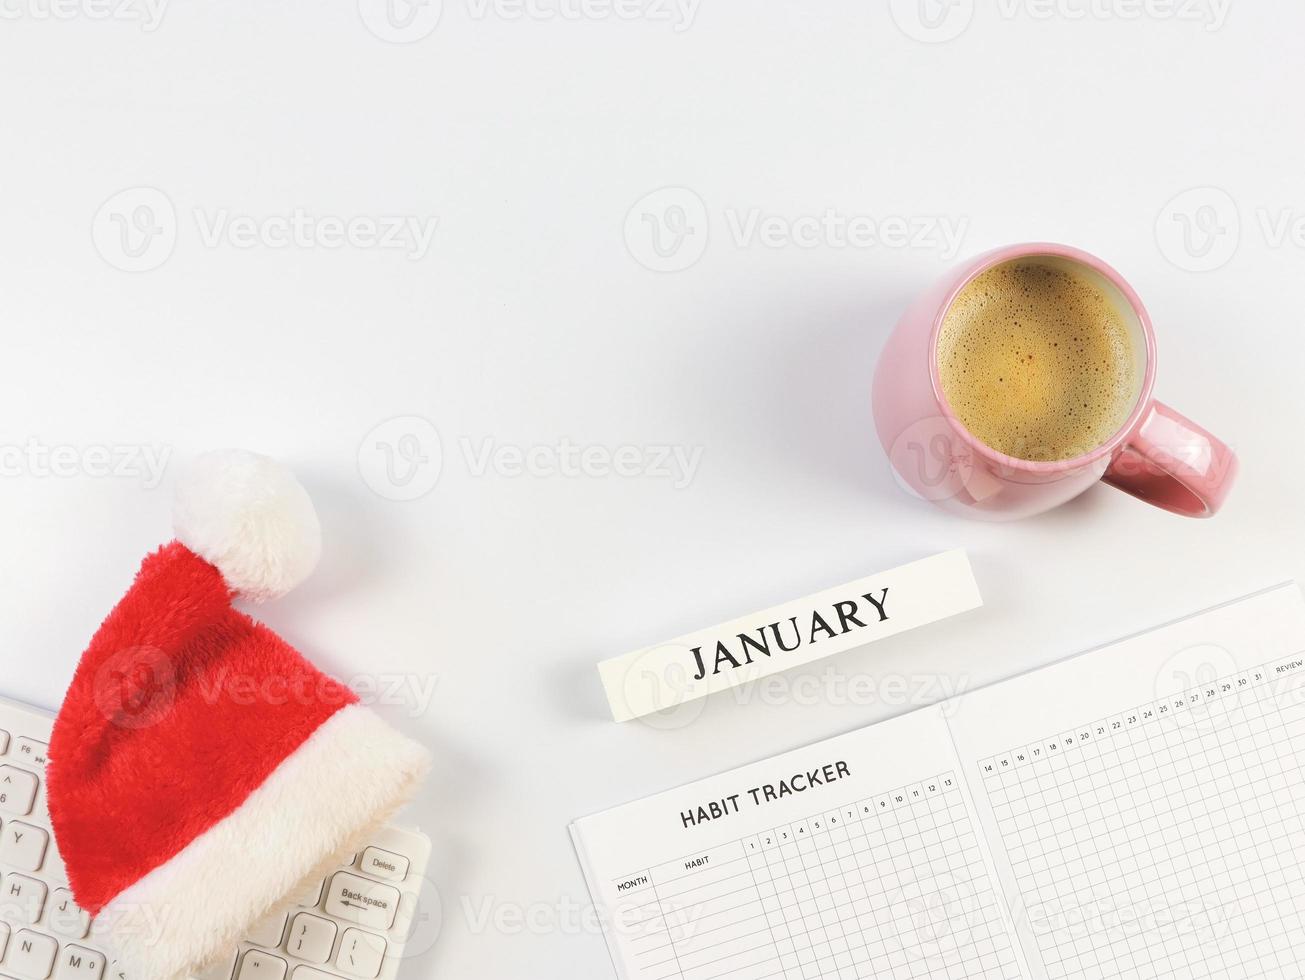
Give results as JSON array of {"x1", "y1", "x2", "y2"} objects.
[
  {"x1": 173, "y1": 449, "x2": 322, "y2": 602},
  {"x1": 95, "y1": 705, "x2": 429, "y2": 980}
]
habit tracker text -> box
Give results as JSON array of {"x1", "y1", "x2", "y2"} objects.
[{"x1": 679, "y1": 761, "x2": 852, "y2": 829}]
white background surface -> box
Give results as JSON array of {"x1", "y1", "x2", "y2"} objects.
[{"x1": 1, "y1": 2, "x2": 1302, "y2": 977}]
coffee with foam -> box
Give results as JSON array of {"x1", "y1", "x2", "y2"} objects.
[{"x1": 937, "y1": 258, "x2": 1142, "y2": 462}]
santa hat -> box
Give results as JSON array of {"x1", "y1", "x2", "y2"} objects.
[{"x1": 47, "y1": 450, "x2": 430, "y2": 980}]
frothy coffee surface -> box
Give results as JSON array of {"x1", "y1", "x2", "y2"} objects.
[{"x1": 937, "y1": 260, "x2": 1139, "y2": 462}]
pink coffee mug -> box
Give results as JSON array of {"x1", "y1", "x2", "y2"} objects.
[{"x1": 873, "y1": 243, "x2": 1237, "y2": 520}]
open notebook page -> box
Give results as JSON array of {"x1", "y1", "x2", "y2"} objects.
[
  {"x1": 571, "y1": 704, "x2": 1028, "y2": 980},
  {"x1": 947, "y1": 583, "x2": 1305, "y2": 980}
]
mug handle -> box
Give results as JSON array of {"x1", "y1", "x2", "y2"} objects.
[{"x1": 1102, "y1": 401, "x2": 1238, "y2": 517}]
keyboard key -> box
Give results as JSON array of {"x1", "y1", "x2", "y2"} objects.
[
  {"x1": 290, "y1": 969, "x2": 345, "y2": 980},
  {"x1": 1, "y1": 821, "x2": 50, "y2": 871},
  {"x1": 2, "y1": 873, "x2": 48, "y2": 924},
  {"x1": 358, "y1": 847, "x2": 408, "y2": 883},
  {"x1": 49, "y1": 889, "x2": 90, "y2": 939},
  {"x1": 334, "y1": 929, "x2": 385, "y2": 979},
  {"x1": 287, "y1": 913, "x2": 336, "y2": 964},
  {"x1": 323, "y1": 873, "x2": 399, "y2": 931},
  {"x1": 236, "y1": 950, "x2": 287, "y2": 980},
  {"x1": 0, "y1": 919, "x2": 9, "y2": 958},
  {"x1": 0, "y1": 729, "x2": 9, "y2": 754},
  {"x1": 8, "y1": 928, "x2": 57, "y2": 979},
  {"x1": 0, "y1": 765, "x2": 39, "y2": 815},
  {"x1": 14, "y1": 739, "x2": 48, "y2": 770},
  {"x1": 55, "y1": 943, "x2": 106, "y2": 979},
  {"x1": 245, "y1": 909, "x2": 288, "y2": 948}
]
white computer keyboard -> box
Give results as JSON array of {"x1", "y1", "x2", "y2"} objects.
[{"x1": 0, "y1": 694, "x2": 431, "y2": 980}]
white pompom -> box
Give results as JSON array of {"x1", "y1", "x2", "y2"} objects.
[{"x1": 173, "y1": 449, "x2": 322, "y2": 602}]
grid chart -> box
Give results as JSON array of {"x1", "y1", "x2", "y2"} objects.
[
  {"x1": 611, "y1": 772, "x2": 1020, "y2": 980},
  {"x1": 979, "y1": 658, "x2": 1305, "y2": 980}
]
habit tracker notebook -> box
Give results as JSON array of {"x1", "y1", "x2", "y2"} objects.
[{"x1": 570, "y1": 585, "x2": 1305, "y2": 980}]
